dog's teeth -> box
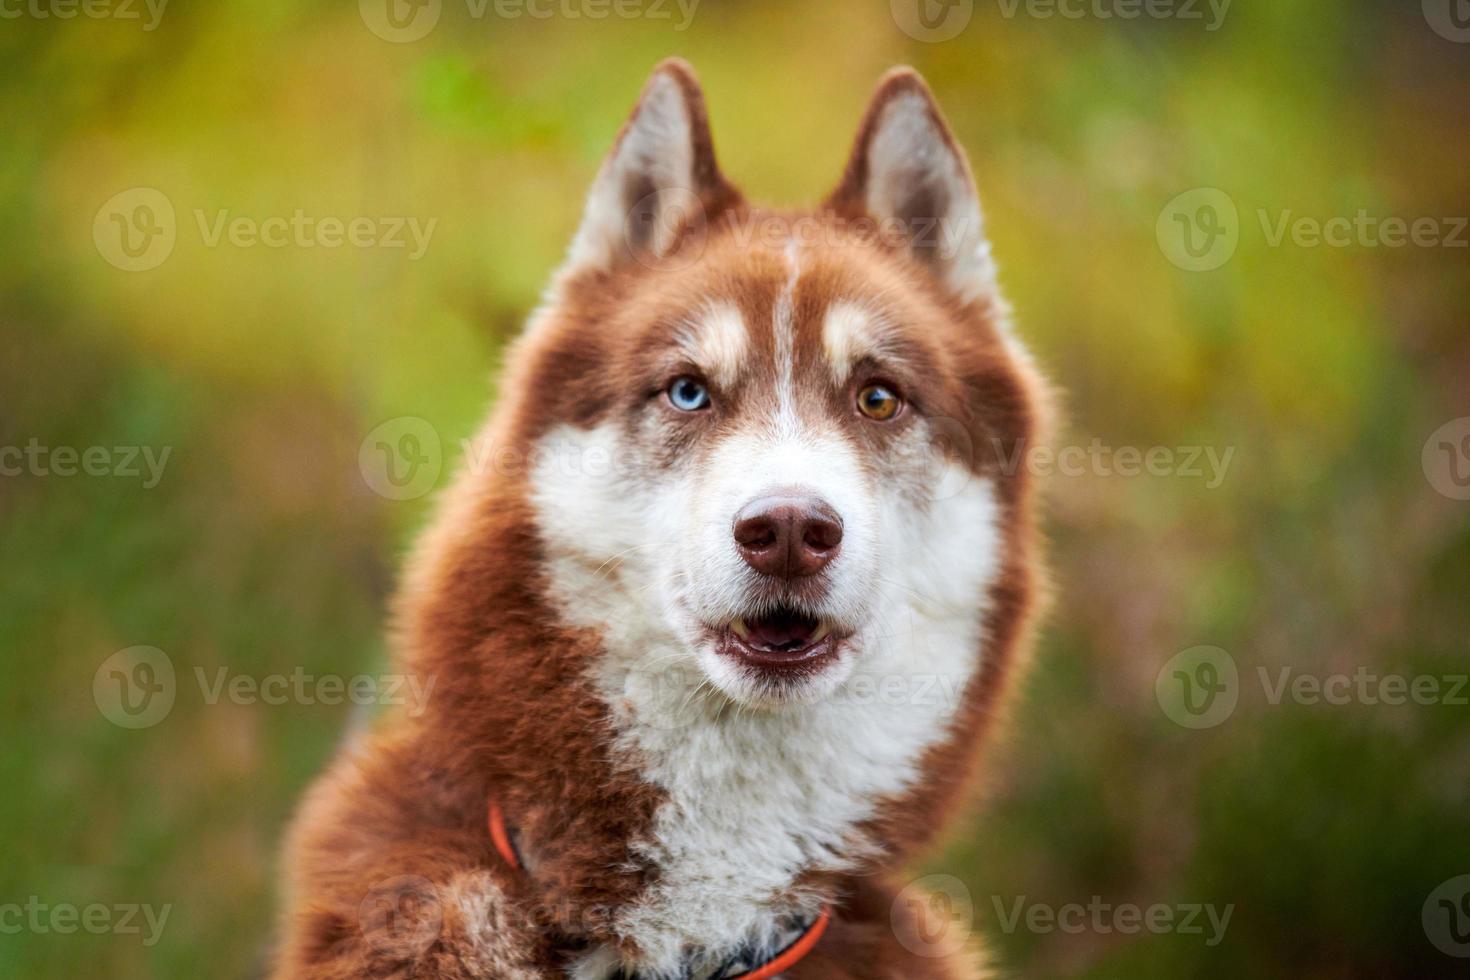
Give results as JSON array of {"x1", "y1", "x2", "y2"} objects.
[
  {"x1": 731, "y1": 619, "x2": 750, "y2": 639},
  {"x1": 810, "y1": 622, "x2": 831, "y2": 643}
]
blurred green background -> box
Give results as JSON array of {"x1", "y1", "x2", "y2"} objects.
[{"x1": 2, "y1": 1, "x2": 1468, "y2": 977}]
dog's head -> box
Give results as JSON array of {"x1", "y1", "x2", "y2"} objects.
[{"x1": 490, "y1": 61, "x2": 1043, "y2": 713}]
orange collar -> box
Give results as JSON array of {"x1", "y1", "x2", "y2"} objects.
[{"x1": 488, "y1": 800, "x2": 830, "y2": 980}]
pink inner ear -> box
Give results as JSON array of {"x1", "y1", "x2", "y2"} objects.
[
  {"x1": 825, "y1": 70, "x2": 995, "y2": 303},
  {"x1": 566, "y1": 60, "x2": 744, "y2": 275}
]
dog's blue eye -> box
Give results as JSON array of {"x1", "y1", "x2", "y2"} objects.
[{"x1": 668, "y1": 377, "x2": 711, "y2": 412}]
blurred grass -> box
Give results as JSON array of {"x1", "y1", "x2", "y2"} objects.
[{"x1": 2, "y1": 1, "x2": 1468, "y2": 976}]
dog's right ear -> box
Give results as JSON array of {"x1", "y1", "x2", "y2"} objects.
[
  {"x1": 826, "y1": 68, "x2": 997, "y2": 305},
  {"x1": 563, "y1": 59, "x2": 741, "y2": 275}
]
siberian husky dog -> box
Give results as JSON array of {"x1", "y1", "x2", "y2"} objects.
[{"x1": 274, "y1": 60, "x2": 1050, "y2": 980}]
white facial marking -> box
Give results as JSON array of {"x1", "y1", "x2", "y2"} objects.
[
  {"x1": 771, "y1": 239, "x2": 802, "y2": 438},
  {"x1": 685, "y1": 425, "x2": 874, "y2": 690},
  {"x1": 676, "y1": 302, "x2": 749, "y2": 389},
  {"x1": 821, "y1": 300, "x2": 882, "y2": 384},
  {"x1": 529, "y1": 406, "x2": 1005, "y2": 977}
]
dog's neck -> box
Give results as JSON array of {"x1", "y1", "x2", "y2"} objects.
[
  {"x1": 488, "y1": 799, "x2": 830, "y2": 980},
  {"x1": 532, "y1": 550, "x2": 992, "y2": 975}
]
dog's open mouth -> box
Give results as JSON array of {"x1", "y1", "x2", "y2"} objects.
[{"x1": 716, "y1": 605, "x2": 842, "y2": 671}]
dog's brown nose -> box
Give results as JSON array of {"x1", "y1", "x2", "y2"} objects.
[{"x1": 733, "y1": 494, "x2": 843, "y2": 579}]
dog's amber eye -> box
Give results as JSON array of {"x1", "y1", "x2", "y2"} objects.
[
  {"x1": 856, "y1": 383, "x2": 902, "y2": 421},
  {"x1": 668, "y1": 376, "x2": 711, "y2": 412}
]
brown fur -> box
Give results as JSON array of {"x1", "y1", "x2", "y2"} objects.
[{"x1": 273, "y1": 60, "x2": 1048, "y2": 979}]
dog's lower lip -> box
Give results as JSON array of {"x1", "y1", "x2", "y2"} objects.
[{"x1": 715, "y1": 614, "x2": 843, "y2": 670}]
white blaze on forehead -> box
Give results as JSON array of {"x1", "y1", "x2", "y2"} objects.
[
  {"x1": 821, "y1": 300, "x2": 883, "y2": 384},
  {"x1": 675, "y1": 302, "x2": 749, "y2": 388},
  {"x1": 772, "y1": 239, "x2": 802, "y2": 437}
]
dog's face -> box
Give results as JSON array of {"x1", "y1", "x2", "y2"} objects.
[{"x1": 510, "y1": 63, "x2": 1039, "y2": 714}]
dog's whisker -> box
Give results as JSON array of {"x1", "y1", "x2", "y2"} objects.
[
  {"x1": 592, "y1": 542, "x2": 659, "y2": 580},
  {"x1": 873, "y1": 574, "x2": 946, "y2": 609}
]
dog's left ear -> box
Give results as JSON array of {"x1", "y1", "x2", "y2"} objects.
[
  {"x1": 826, "y1": 68, "x2": 996, "y2": 303},
  {"x1": 564, "y1": 58, "x2": 741, "y2": 275}
]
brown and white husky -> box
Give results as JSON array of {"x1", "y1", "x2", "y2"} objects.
[{"x1": 273, "y1": 59, "x2": 1050, "y2": 980}]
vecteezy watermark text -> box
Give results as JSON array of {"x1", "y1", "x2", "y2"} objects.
[
  {"x1": 193, "y1": 209, "x2": 435, "y2": 258},
  {"x1": 991, "y1": 895, "x2": 1233, "y2": 946},
  {"x1": 359, "y1": 0, "x2": 700, "y2": 43},
  {"x1": 0, "y1": 0, "x2": 167, "y2": 30},
  {"x1": 1157, "y1": 646, "x2": 1469, "y2": 729},
  {"x1": 358, "y1": 416, "x2": 1240, "y2": 503},
  {"x1": 195, "y1": 666, "x2": 437, "y2": 716},
  {"x1": 1157, "y1": 187, "x2": 1468, "y2": 271},
  {"x1": 891, "y1": 0, "x2": 1227, "y2": 43},
  {"x1": 993, "y1": 0, "x2": 1230, "y2": 31},
  {"x1": 0, "y1": 897, "x2": 170, "y2": 947},
  {"x1": 93, "y1": 646, "x2": 439, "y2": 728},
  {"x1": 94, "y1": 188, "x2": 437, "y2": 272},
  {"x1": 1258, "y1": 666, "x2": 1468, "y2": 708},
  {"x1": 1257, "y1": 209, "x2": 1469, "y2": 250},
  {"x1": 0, "y1": 439, "x2": 170, "y2": 488},
  {"x1": 886, "y1": 875, "x2": 1232, "y2": 959},
  {"x1": 993, "y1": 438, "x2": 1235, "y2": 488}
]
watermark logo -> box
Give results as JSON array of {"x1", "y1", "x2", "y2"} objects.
[
  {"x1": 991, "y1": 895, "x2": 1232, "y2": 945},
  {"x1": 94, "y1": 188, "x2": 436, "y2": 269},
  {"x1": 993, "y1": 0, "x2": 1230, "y2": 30},
  {"x1": 0, "y1": 898, "x2": 171, "y2": 947},
  {"x1": 361, "y1": 0, "x2": 698, "y2": 40},
  {"x1": 359, "y1": 875, "x2": 444, "y2": 955},
  {"x1": 1424, "y1": 875, "x2": 1470, "y2": 957},
  {"x1": 1156, "y1": 188, "x2": 1238, "y2": 272},
  {"x1": 93, "y1": 646, "x2": 176, "y2": 729},
  {"x1": 617, "y1": 660, "x2": 710, "y2": 732},
  {"x1": 0, "y1": 439, "x2": 172, "y2": 487},
  {"x1": 891, "y1": 0, "x2": 974, "y2": 42},
  {"x1": 1258, "y1": 666, "x2": 1466, "y2": 708},
  {"x1": 991, "y1": 437, "x2": 1235, "y2": 489},
  {"x1": 1257, "y1": 210, "x2": 1467, "y2": 249},
  {"x1": 192, "y1": 210, "x2": 436, "y2": 257},
  {"x1": 919, "y1": 417, "x2": 978, "y2": 502},
  {"x1": 94, "y1": 188, "x2": 176, "y2": 272},
  {"x1": 620, "y1": 659, "x2": 967, "y2": 732},
  {"x1": 360, "y1": 0, "x2": 442, "y2": 42},
  {"x1": 0, "y1": 0, "x2": 168, "y2": 30},
  {"x1": 1423, "y1": 418, "x2": 1470, "y2": 501},
  {"x1": 1159, "y1": 653, "x2": 1466, "y2": 725},
  {"x1": 1424, "y1": 0, "x2": 1470, "y2": 43},
  {"x1": 624, "y1": 185, "x2": 708, "y2": 272},
  {"x1": 359, "y1": 416, "x2": 443, "y2": 501},
  {"x1": 94, "y1": 648, "x2": 438, "y2": 725},
  {"x1": 195, "y1": 666, "x2": 437, "y2": 716},
  {"x1": 893, "y1": 874, "x2": 974, "y2": 958},
  {"x1": 1159, "y1": 189, "x2": 1467, "y2": 270},
  {"x1": 1156, "y1": 645, "x2": 1238, "y2": 729},
  {"x1": 621, "y1": 200, "x2": 986, "y2": 274}
]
